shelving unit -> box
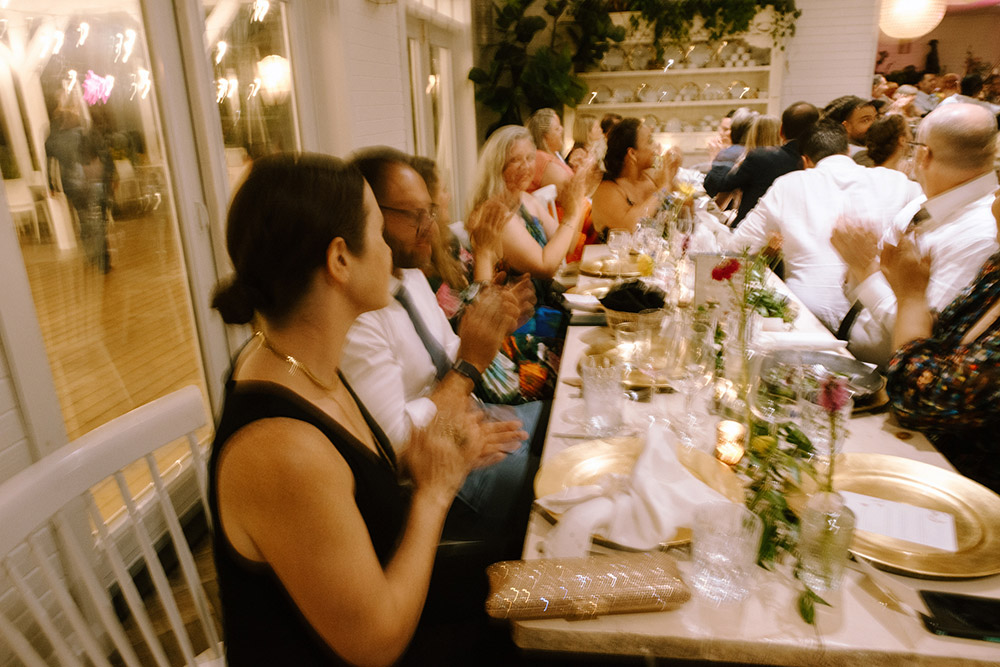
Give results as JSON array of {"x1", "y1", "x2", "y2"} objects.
[{"x1": 563, "y1": 11, "x2": 786, "y2": 165}]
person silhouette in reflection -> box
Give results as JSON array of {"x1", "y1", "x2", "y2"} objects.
[{"x1": 46, "y1": 108, "x2": 114, "y2": 273}]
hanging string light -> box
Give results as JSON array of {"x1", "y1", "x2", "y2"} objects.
[
  {"x1": 251, "y1": 0, "x2": 270, "y2": 23},
  {"x1": 76, "y1": 22, "x2": 89, "y2": 47},
  {"x1": 879, "y1": 0, "x2": 947, "y2": 39},
  {"x1": 122, "y1": 29, "x2": 136, "y2": 63},
  {"x1": 51, "y1": 31, "x2": 64, "y2": 54},
  {"x1": 215, "y1": 41, "x2": 227, "y2": 65}
]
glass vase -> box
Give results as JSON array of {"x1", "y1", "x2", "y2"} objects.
[{"x1": 798, "y1": 491, "x2": 856, "y2": 592}]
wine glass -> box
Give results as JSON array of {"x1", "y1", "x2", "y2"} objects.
[
  {"x1": 670, "y1": 320, "x2": 716, "y2": 446},
  {"x1": 748, "y1": 351, "x2": 802, "y2": 440},
  {"x1": 607, "y1": 229, "x2": 631, "y2": 281}
]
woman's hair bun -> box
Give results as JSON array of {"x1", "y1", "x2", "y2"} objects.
[{"x1": 211, "y1": 276, "x2": 257, "y2": 325}]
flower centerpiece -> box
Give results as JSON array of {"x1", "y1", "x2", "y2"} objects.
[{"x1": 796, "y1": 374, "x2": 856, "y2": 600}]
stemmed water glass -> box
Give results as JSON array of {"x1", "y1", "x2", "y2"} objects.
[
  {"x1": 670, "y1": 319, "x2": 716, "y2": 446},
  {"x1": 607, "y1": 229, "x2": 631, "y2": 282},
  {"x1": 748, "y1": 351, "x2": 802, "y2": 440}
]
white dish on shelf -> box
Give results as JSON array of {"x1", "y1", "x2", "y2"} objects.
[
  {"x1": 610, "y1": 86, "x2": 632, "y2": 103},
  {"x1": 601, "y1": 46, "x2": 626, "y2": 72},
  {"x1": 661, "y1": 45, "x2": 685, "y2": 70},
  {"x1": 702, "y1": 81, "x2": 727, "y2": 101},
  {"x1": 635, "y1": 82, "x2": 656, "y2": 103},
  {"x1": 728, "y1": 80, "x2": 753, "y2": 100},
  {"x1": 628, "y1": 44, "x2": 655, "y2": 71},
  {"x1": 686, "y1": 42, "x2": 713, "y2": 68},
  {"x1": 592, "y1": 85, "x2": 612, "y2": 104},
  {"x1": 643, "y1": 114, "x2": 660, "y2": 131},
  {"x1": 678, "y1": 82, "x2": 700, "y2": 101},
  {"x1": 655, "y1": 83, "x2": 678, "y2": 102},
  {"x1": 664, "y1": 117, "x2": 682, "y2": 133},
  {"x1": 718, "y1": 39, "x2": 747, "y2": 65}
]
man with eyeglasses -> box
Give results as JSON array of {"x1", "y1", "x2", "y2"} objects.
[
  {"x1": 833, "y1": 103, "x2": 999, "y2": 367},
  {"x1": 341, "y1": 146, "x2": 540, "y2": 552}
]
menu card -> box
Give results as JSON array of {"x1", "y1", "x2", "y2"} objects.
[{"x1": 841, "y1": 491, "x2": 958, "y2": 552}]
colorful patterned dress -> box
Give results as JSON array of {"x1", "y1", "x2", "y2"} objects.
[{"x1": 886, "y1": 250, "x2": 1000, "y2": 492}]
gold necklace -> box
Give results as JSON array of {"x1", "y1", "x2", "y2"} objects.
[
  {"x1": 255, "y1": 331, "x2": 338, "y2": 392},
  {"x1": 253, "y1": 331, "x2": 375, "y2": 446}
]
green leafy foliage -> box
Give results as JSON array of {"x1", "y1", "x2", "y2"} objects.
[
  {"x1": 468, "y1": 0, "x2": 626, "y2": 130},
  {"x1": 629, "y1": 0, "x2": 801, "y2": 58}
]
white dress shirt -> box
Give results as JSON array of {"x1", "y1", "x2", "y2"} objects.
[
  {"x1": 913, "y1": 90, "x2": 939, "y2": 116},
  {"x1": 847, "y1": 171, "x2": 1000, "y2": 367},
  {"x1": 726, "y1": 155, "x2": 922, "y2": 331},
  {"x1": 341, "y1": 268, "x2": 460, "y2": 453},
  {"x1": 936, "y1": 94, "x2": 1000, "y2": 115}
]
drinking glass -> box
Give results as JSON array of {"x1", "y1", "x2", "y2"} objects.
[
  {"x1": 607, "y1": 229, "x2": 631, "y2": 281},
  {"x1": 799, "y1": 368, "x2": 854, "y2": 464},
  {"x1": 690, "y1": 502, "x2": 763, "y2": 604},
  {"x1": 614, "y1": 321, "x2": 651, "y2": 374},
  {"x1": 580, "y1": 355, "x2": 625, "y2": 436},
  {"x1": 748, "y1": 351, "x2": 802, "y2": 439},
  {"x1": 670, "y1": 320, "x2": 715, "y2": 447}
]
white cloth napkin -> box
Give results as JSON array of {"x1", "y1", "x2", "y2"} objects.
[
  {"x1": 536, "y1": 424, "x2": 729, "y2": 557},
  {"x1": 756, "y1": 331, "x2": 848, "y2": 352},
  {"x1": 562, "y1": 292, "x2": 601, "y2": 311}
]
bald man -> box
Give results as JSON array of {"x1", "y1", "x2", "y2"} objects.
[{"x1": 833, "y1": 103, "x2": 1000, "y2": 367}]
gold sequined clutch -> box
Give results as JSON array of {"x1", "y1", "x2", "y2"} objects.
[{"x1": 485, "y1": 552, "x2": 690, "y2": 621}]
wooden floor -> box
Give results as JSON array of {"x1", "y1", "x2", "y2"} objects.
[{"x1": 18, "y1": 207, "x2": 212, "y2": 522}]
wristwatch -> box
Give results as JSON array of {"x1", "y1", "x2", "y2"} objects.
[{"x1": 451, "y1": 358, "x2": 482, "y2": 385}]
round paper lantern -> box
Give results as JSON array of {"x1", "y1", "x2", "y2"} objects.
[{"x1": 879, "y1": 0, "x2": 947, "y2": 39}]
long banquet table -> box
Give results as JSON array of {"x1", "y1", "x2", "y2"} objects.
[{"x1": 511, "y1": 245, "x2": 1000, "y2": 666}]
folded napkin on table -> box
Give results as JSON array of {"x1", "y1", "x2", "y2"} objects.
[
  {"x1": 536, "y1": 423, "x2": 730, "y2": 557},
  {"x1": 756, "y1": 331, "x2": 848, "y2": 352},
  {"x1": 563, "y1": 292, "x2": 601, "y2": 310}
]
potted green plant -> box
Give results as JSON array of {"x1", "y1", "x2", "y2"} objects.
[{"x1": 468, "y1": 0, "x2": 627, "y2": 132}]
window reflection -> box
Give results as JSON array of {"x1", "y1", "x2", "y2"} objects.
[
  {"x1": 205, "y1": 0, "x2": 297, "y2": 188},
  {"x1": 0, "y1": 1, "x2": 208, "y2": 447}
]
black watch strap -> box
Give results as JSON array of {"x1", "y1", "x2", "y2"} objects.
[{"x1": 451, "y1": 358, "x2": 482, "y2": 385}]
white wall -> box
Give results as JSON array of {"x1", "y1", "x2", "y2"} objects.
[
  {"x1": 0, "y1": 344, "x2": 31, "y2": 486},
  {"x1": 877, "y1": 5, "x2": 1000, "y2": 76},
  {"x1": 780, "y1": 0, "x2": 881, "y2": 110},
  {"x1": 296, "y1": 0, "x2": 411, "y2": 154}
]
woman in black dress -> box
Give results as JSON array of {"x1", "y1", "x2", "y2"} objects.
[{"x1": 209, "y1": 154, "x2": 501, "y2": 665}]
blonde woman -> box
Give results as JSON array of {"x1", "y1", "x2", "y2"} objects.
[
  {"x1": 469, "y1": 125, "x2": 586, "y2": 279},
  {"x1": 525, "y1": 108, "x2": 574, "y2": 193}
]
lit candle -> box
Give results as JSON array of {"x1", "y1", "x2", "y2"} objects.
[{"x1": 715, "y1": 420, "x2": 746, "y2": 465}]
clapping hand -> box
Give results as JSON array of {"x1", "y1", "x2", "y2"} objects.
[
  {"x1": 831, "y1": 220, "x2": 881, "y2": 285},
  {"x1": 467, "y1": 197, "x2": 509, "y2": 259},
  {"x1": 881, "y1": 234, "x2": 931, "y2": 301}
]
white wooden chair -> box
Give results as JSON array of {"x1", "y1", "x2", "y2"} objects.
[
  {"x1": 0, "y1": 385, "x2": 223, "y2": 666},
  {"x1": 532, "y1": 183, "x2": 559, "y2": 222},
  {"x1": 4, "y1": 178, "x2": 41, "y2": 241}
]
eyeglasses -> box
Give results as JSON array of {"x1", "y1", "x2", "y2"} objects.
[
  {"x1": 379, "y1": 204, "x2": 438, "y2": 234},
  {"x1": 907, "y1": 141, "x2": 926, "y2": 148}
]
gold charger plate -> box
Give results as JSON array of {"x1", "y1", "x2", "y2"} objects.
[
  {"x1": 534, "y1": 437, "x2": 744, "y2": 549},
  {"x1": 577, "y1": 340, "x2": 679, "y2": 390},
  {"x1": 579, "y1": 257, "x2": 643, "y2": 278},
  {"x1": 797, "y1": 453, "x2": 1000, "y2": 579}
]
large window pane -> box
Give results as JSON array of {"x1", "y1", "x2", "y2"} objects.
[
  {"x1": 0, "y1": 1, "x2": 212, "y2": 512},
  {"x1": 204, "y1": 0, "x2": 299, "y2": 188}
]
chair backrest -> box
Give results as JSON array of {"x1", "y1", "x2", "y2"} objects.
[
  {"x1": 532, "y1": 183, "x2": 559, "y2": 221},
  {"x1": 4, "y1": 179, "x2": 35, "y2": 214},
  {"x1": 0, "y1": 386, "x2": 221, "y2": 667}
]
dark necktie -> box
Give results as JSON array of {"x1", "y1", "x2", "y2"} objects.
[
  {"x1": 837, "y1": 207, "x2": 931, "y2": 341},
  {"x1": 395, "y1": 285, "x2": 452, "y2": 381},
  {"x1": 904, "y1": 207, "x2": 931, "y2": 233}
]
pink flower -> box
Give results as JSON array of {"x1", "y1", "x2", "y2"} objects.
[
  {"x1": 818, "y1": 376, "x2": 851, "y2": 413},
  {"x1": 711, "y1": 258, "x2": 741, "y2": 282}
]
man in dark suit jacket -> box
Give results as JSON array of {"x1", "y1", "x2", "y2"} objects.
[
  {"x1": 707, "y1": 102, "x2": 820, "y2": 228},
  {"x1": 703, "y1": 108, "x2": 757, "y2": 196}
]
